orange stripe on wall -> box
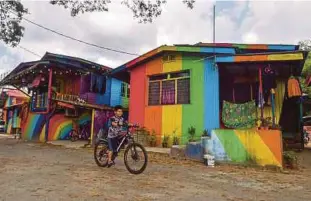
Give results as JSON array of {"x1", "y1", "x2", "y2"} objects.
[
  {"x1": 145, "y1": 56, "x2": 163, "y2": 75},
  {"x1": 258, "y1": 129, "x2": 283, "y2": 165},
  {"x1": 145, "y1": 106, "x2": 162, "y2": 144},
  {"x1": 235, "y1": 55, "x2": 268, "y2": 62},
  {"x1": 247, "y1": 44, "x2": 268, "y2": 50},
  {"x1": 127, "y1": 49, "x2": 159, "y2": 68},
  {"x1": 145, "y1": 57, "x2": 163, "y2": 111}
]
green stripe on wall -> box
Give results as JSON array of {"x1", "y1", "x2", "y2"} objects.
[
  {"x1": 214, "y1": 129, "x2": 250, "y2": 162},
  {"x1": 181, "y1": 55, "x2": 204, "y2": 144},
  {"x1": 176, "y1": 47, "x2": 201, "y2": 52}
]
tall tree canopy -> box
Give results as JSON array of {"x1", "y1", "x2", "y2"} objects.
[
  {"x1": 0, "y1": 1, "x2": 28, "y2": 47},
  {"x1": 300, "y1": 40, "x2": 311, "y2": 77},
  {"x1": 0, "y1": 0, "x2": 195, "y2": 47}
]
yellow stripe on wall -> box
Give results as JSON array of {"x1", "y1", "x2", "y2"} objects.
[
  {"x1": 39, "y1": 124, "x2": 46, "y2": 142},
  {"x1": 162, "y1": 53, "x2": 182, "y2": 73},
  {"x1": 268, "y1": 53, "x2": 303, "y2": 61},
  {"x1": 162, "y1": 105, "x2": 182, "y2": 138},
  {"x1": 235, "y1": 130, "x2": 281, "y2": 167}
]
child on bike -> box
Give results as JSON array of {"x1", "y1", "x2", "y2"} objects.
[{"x1": 107, "y1": 105, "x2": 125, "y2": 167}]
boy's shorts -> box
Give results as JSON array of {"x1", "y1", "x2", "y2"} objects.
[{"x1": 108, "y1": 137, "x2": 118, "y2": 153}]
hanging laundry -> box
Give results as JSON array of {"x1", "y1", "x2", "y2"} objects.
[
  {"x1": 90, "y1": 73, "x2": 97, "y2": 92},
  {"x1": 258, "y1": 85, "x2": 265, "y2": 108},
  {"x1": 32, "y1": 74, "x2": 42, "y2": 88},
  {"x1": 287, "y1": 77, "x2": 302, "y2": 98},
  {"x1": 262, "y1": 66, "x2": 276, "y2": 103},
  {"x1": 96, "y1": 76, "x2": 106, "y2": 93},
  {"x1": 222, "y1": 100, "x2": 257, "y2": 129}
]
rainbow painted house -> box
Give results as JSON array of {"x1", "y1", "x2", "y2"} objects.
[
  {"x1": 111, "y1": 43, "x2": 309, "y2": 167},
  {"x1": 1, "y1": 89, "x2": 29, "y2": 135},
  {"x1": 0, "y1": 52, "x2": 129, "y2": 142}
]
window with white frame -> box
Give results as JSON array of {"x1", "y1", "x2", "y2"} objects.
[{"x1": 148, "y1": 70, "x2": 190, "y2": 105}]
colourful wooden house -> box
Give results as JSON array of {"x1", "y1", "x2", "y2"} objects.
[
  {"x1": 2, "y1": 89, "x2": 29, "y2": 134},
  {"x1": 111, "y1": 43, "x2": 308, "y2": 167},
  {"x1": 0, "y1": 52, "x2": 129, "y2": 142}
]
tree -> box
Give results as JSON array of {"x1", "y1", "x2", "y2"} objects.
[
  {"x1": 300, "y1": 40, "x2": 311, "y2": 77},
  {"x1": 299, "y1": 39, "x2": 311, "y2": 51},
  {"x1": 0, "y1": 0, "x2": 195, "y2": 47},
  {"x1": 50, "y1": 0, "x2": 196, "y2": 23},
  {"x1": 0, "y1": 1, "x2": 28, "y2": 47}
]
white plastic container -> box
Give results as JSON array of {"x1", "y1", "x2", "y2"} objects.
[{"x1": 204, "y1": 154, "x2": 215, "y2": 167}]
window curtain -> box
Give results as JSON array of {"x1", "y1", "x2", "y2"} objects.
[{"x1": 161, "y1": 80, "x2": 175, "y2": 105}]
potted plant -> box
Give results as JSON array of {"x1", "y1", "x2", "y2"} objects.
[
  {"x1": 188, "y1": 126, "x2": 196, "y2": 143},
  {"x1": 186, "y1": 126, "x2": 203, "y2": 161},
  {"x1": 149, "y1": 130, "x2": 157, "y2": 147},
  {"x1": 172, "y1": 135, "x2": 179, "y2": 146},
  {"x1": 201, "y1": 129, "x2": 210, "y2": 154},
  {"x1": 201, "y1": 129, "x2": 209, "y2": 137},
  {"x1": 162, "y1": 134, "x2": 170, "y2": 148}
]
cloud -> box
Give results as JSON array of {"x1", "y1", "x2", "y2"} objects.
[
  {"x1": 0, "y1": 0, "x2": 310, "y2": 75},
  {"x1": 239, "y1": 1, "x2": 311, "y2": 44}
]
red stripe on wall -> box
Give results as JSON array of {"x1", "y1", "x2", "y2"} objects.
[{"x1": 129, "y1": 64, "x2": 146, "y2": 125}]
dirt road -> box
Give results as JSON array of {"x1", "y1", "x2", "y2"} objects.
[{"x1": 0, "y1": 138, "x2": 311, "y2": 201}]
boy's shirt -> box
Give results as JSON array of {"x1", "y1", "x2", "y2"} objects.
[{"x1": 108, "y1": 116, "x2": 124, "y2": 138}]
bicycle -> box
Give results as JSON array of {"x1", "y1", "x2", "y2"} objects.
[
  {"x1": 93, "y1": 123, "x2": 148, "y2": 174},
  {"x1": 69, "y1": 121, "x2": 91, "y2": 142}
]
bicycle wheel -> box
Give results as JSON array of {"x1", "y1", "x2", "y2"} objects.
[
  {"x1": 69, "y1": 130, "x2": 79, "y2": 142},
  {"x1": 124, "y1": 143, "x2": 148, "y2": 174},
  {"x1": 94, "y1": 141, "x2": 109, "y2": 167}
]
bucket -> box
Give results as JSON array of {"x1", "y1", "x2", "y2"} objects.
[{"x1": 204, "y1": 154, "x2": 215, "y2": 167}]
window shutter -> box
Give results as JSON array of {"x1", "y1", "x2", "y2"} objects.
[
  {"x1": 148, "y1": 81, "x2": 160, "y2": 105},
  {"x1": 177, "y1": 78, "x2": 190, "y2": 104}
]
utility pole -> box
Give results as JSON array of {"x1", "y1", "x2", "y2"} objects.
[{"x1": 213, "y1": 4, "x2": 216, "y2": 68}]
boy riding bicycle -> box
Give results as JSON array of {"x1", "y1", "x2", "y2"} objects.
[{"x1": 107, "y1": 105, "x2": 130, "y2": 167}]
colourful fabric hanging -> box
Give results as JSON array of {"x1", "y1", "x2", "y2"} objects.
[
  {"x1": 32, "y1": 75, "x2": 42, "y2": 87},
  {"x1": 222, "y1": 100, "x2": 257, "y2": 129},
  {"x1": 90, "y1": 73, "x2": 97, "y2": 92},
  {"x1": 287, "y1": 77, "x2": 301, "y2": 98},
  {"x1": 96, "y1": 76, "x2": 106, "y2": 93}
]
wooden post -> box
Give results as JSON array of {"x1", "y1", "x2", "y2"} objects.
[
  {"x1": 90, "y1": 109, "x2": 95, "y2": 147},
  {"x1": 259, "y1": 67, "x2": 264, "y2": 122},
  {"x1": 47, "y1": 69, "x2": 53, "y2": 113},
  {"x1": 271, "y1": 89, "x2": 276, "y2": 126}
]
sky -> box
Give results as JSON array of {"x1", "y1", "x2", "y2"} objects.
[{"x1": 0, "y1": 0, "x2": 311, "y2": 74}]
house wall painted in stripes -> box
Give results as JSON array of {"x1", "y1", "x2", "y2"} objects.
[{"x1": 111, "y1": 43, "x2": 308, "y2": 167}]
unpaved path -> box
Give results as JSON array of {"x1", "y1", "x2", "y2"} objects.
[{"x1": 0, "y1": 138, "x2": 311, "y2": 201}]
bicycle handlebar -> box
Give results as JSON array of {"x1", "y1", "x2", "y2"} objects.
[{"x1": 123, "y1": 122, "x2": 139, "y2": 128}]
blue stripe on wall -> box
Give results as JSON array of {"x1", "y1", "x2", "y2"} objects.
[
  {"x1": 110, "y1": 78, "x2": 122, "y2": 106},
  {"x1": 200, "y1": 47, "x2": 235, "y2": 54},
  {"x1": 267, "y1": 45, "x2": 296, "y2": 51},
  {"x1": 216, "y1": 56, "x2": 235, "y2": 63},
  {"x1": 204, "y1": 59, "x2": 220, "y2": 132}
]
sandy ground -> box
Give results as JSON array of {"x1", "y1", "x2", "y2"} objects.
[{"x1": 1, "y1": 138, "x2": 311, "y2": 201}]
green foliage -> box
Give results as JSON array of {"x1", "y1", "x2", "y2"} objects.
[
  {"x1": 148, "y1": 130, "x2": 157, "y2": 147},
  {"x1": 1, "y1": 0, "x2": 196, "y2": 45},
  {"x1": 172, "y1": 135, "x2": 179, "y2": 145},
  {"x1": 0, "y1": 1, "x2": 28, "y2": 46},
  {"x1": 171, "y1": 129, "x2": 179, "y2": 145},
  {"x1": 201, "y1": 129, "x2": 208, "y2": 137},
  {"x1": 188, "y1": 126, "x2": 196, "y2": 142},
  {"x1": 283, "y1": 151, "x2": 298, "y2": 169},
  {"x1": 50, "y1": 0, "x2": 196, "y2": 23},
  {"x1": 299, "y1": 39, "x2": 311, "y2": 51},
  {"x1": 162, "y1": 134, "x2": 170, "y2": 148},
  {"x1": 301, "y1": 52, "x2": 311, "y2": 77}
]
